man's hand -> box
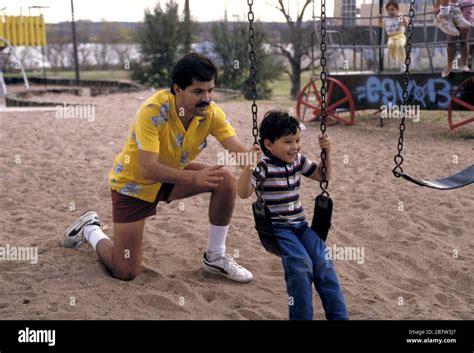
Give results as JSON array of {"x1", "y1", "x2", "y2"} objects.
[
  {"x1": 319, "y1": 134, "x2": 332, "y2": 152},
  {"x1": 192, "y1": 165, "x2": 226, "y2": 188}
]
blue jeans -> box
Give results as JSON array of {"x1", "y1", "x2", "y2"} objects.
[{"x1": 273, "y1": 222, "x2": 348, "y2": 320}]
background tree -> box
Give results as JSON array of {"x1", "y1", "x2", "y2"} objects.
[
  {"x1": 93, "y1": 20, "x2": 117, "y2": 70},
  {"x1": 43, "y1": 36, "x2": 73, "y2": 71},
  {"x1": 211, "y1": 21, "x2": 245, "y2": 90},
  {"x1": 181, "y1": 0, "x2": 193, "y2": 54},
  {"x1": 76, "y1": 21, "x2": 95, "y2": 70},
  {"x1": 269, "y1": 0, "x2": 313, "y2": 99},
  {"x1": 42, "y1": 21, "x2": 73, "y2": 70},
  {"x1": 131, "y1": 1, "x2": 182, "y2": 88},
  {"x1": 111, "y1": 27, "x2": 135, "y2": 70},
  {"x1": 211, "y1": 21, "x2": 283, "y2": 99}
]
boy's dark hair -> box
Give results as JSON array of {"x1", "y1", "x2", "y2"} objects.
[
  {"x1": 385, "y1": 1, "x2": 399, "y2": 10},
  {"x1": 259, "y1": 111, "x2": 300, "y2": 154},
  {"x1": 170, "y1": 53, "x2": 218, "y2": 95}
]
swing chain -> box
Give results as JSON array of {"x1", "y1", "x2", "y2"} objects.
[
  {"x1": 248, "y1": 0, "x2": 259, "y2": 146},
  {"x1": 248, "y1": 0, "x2": 263, "y2": 201},
  {"x1": 392, "y1": 0, "x2": 416, "y2": 178},
  {"x1": 319, "y1": 0, "x2": 329, "y2": 197}
]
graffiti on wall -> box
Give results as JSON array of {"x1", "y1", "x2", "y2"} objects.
[{"x1": 355, "y1": 76, "x2": 455, "y2": 109}]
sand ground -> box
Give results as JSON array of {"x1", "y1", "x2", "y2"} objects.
[{"x1": 0, "y1": 87, "x2": 473, "y2": 320}]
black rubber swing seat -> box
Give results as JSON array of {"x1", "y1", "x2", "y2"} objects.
[{"x1": 400, "y1": 165, "x2": 474, "y2": 190}]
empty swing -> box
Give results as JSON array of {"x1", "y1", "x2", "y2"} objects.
[{"x1": 392, "y1": 0, "x2": 474, "y2": 191}]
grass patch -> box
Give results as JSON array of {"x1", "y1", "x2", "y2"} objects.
[{"x1": 270, "y1": 71, "x2": 313, "y2": 98}]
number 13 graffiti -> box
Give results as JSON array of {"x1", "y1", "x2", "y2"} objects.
[{"x1": 356, "y1": 76, "x2": 453, "y2": 109}]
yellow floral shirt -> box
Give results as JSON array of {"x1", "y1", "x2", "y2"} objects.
[{"x1": 108, "y1": 90, "x2": 236, "y2": 202}]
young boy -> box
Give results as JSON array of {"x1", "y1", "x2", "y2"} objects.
[
  {"x1": 380, "y1": 1, "x2": 408, "y2": 72},
  {"x1": 237, "y1": 111, "x2": 348, "y2": 320}
]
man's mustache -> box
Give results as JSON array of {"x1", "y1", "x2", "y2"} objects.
[{"x1": 197, "y1": 102, "x2": 210, "y2": 108}]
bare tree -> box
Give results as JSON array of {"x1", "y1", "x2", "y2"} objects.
[
  {"x1": 44, "y1": 43, "x2": 73, "y2": 70},
  {"x1": 44, "y1": 23, "x2": 75, "y2": 71},
  {"x1": 113, "y1": 43, "x2": 134, "y2": 69},
  {"x1": 270, "y1": 0, "x2": 313, "y2": 99},
  {"x1": 93, "y1": 21, "x2": 118, "y2": 70},
  {"x1": 76, "y1": 22, "x2": 95, "y2": 69}
]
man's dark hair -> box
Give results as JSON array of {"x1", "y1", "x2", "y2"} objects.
[
  {"x1": 259, "y1": 111, "x2": 300, "y2": 153},
  {"x1": 170, "y1": 53, "x2": 218, "y2": 95},
  {"x1": 385, "y1": 1, "x2": 399, "y2": 10}
]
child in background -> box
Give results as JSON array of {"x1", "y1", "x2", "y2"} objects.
[
  {"x1": 380, "y1": 1, "x2": 408, "y2": 72},
  {"x1": 237, "y1": 111, "x2": 348, "y2": 320}
]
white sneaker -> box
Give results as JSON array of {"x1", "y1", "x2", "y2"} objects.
[
  {"x1": 62, "y1": 211, "x2": 101, "y2": 248},
  {"x1": 434, "y1": 14, "x2": 460, "y2": 36},
  {"x1": 203, "y1": 253, "x2": 254, "y2": 283},
  {"x1": 451, "y1": 7, "x2": 471, "y2": 29}
]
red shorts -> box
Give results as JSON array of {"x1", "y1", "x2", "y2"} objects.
[{"x1": 111, "y1": 183, "x2": 175, "y2": 223}]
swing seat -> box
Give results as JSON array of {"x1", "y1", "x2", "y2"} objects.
[
  {"x1": 252, "y1": 200, "x2": 281, "y2": 257},
  {"x1": 253, "y1": 194, "x2": 333, "y2": 257},
  {"x1": 400, "y1": 165, "x2": 474, "y2": 190},
  {"x1": 311, "y1": 194, "x2": 333, "y2": 242}
]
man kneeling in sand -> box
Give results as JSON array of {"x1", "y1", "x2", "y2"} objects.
[{"x1": 62, "y1": 53, "x2": 254, "y2": 283}]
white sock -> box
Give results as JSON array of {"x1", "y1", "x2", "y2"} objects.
[
  {"x1": 206, "y1": 224, "x2": 228, "y2": 261},
  {"x1": 440, "y1": 6, "x2": 450, "y2": 16},
  {"x1": 83, "y1": 225, "x2": 109, "y2": 251}
]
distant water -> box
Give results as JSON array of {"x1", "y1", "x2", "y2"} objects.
[{"x1": 3, "y1": 43, "x2": 141, "y2": 70}]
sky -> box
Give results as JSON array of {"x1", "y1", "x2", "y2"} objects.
[{"x1": 0, "y1": 0, "x2": 336, "y2": 23}]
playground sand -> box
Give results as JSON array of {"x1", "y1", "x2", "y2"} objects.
[{"x1": 0, "y1": 89, "x2": 473, "y2": 320}]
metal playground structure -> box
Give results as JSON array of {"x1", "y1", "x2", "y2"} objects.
[
  {"x1": 0, "y1": 14, "x2": 48, "y2": 96},
  {"x1": 296, "y1": 0, "x2": 474, "y2": 130}
]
